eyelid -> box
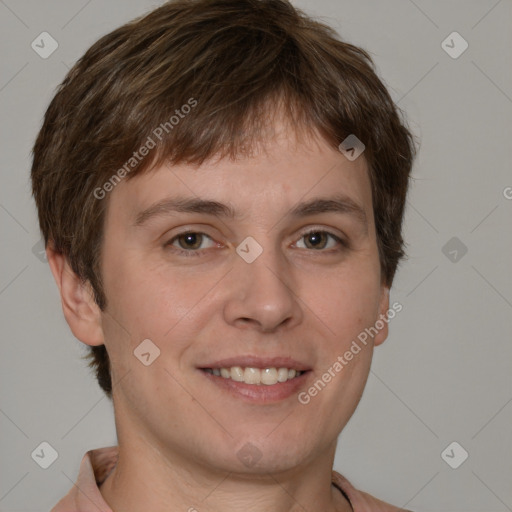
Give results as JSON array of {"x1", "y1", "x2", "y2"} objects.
[
  {"x1": 165, "y1": 230, "x2": 220, "y2": 256},
  {"x1": 164, "y1": 225, "x2": 348, "y2": 257},
  {"x1": 163, "y1": 225, "x2": 221, "y2": 245},
  {"x1": 293, "y1": 227, "x2": 347, "y2": 250}
]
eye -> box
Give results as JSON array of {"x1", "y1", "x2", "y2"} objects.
[
  {"x1": 165, "y1": 232, "x2": 217, "y2": 256},
  {"x1": 295, "y1": 230, "x2": 345, "y2": 251}
]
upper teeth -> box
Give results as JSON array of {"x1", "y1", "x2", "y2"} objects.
[{"x1": 204, "y1": 367, "x2": 302, "y2": 385}]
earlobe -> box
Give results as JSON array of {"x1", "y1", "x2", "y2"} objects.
[
  {"x1": 373, "y1": 285, "x2": 390, "y2": 347},
  {"x1": 46, "y1": 243, "x2": 105, "y2": 347}
]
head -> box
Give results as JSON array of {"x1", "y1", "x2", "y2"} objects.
[{"x1": 32, "y1": 0, "x2": 415, "y2": 473}]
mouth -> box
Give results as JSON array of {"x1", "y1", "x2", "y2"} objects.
[
  {"x1": 201, "y1": 366, "x2": 305, "y2": 385},
  {"x1": 197, "y1": 357, "x2": 312, "y2": 403}
]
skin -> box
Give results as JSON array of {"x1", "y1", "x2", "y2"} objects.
[{"x1": 48, "y1": 122, "x2": 390, "y2": 512}]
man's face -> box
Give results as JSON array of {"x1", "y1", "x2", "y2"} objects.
[{"x1": 98, "y1": 125, "x2": 389, "y2": 474}]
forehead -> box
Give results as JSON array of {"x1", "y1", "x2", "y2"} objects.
[{"x1": 107, "y1": 124, "x2": 373, "y2": 229}]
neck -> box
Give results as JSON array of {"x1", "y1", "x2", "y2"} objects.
[{"x1": 99, "y1": 438, "x2": 352, "y2": 512}]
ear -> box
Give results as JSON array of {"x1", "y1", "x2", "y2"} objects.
[
  {"x1": 46, "y1": 243, "x2": 104, "y2": 347},
  {"x1": 373, "y1": 285, "x2": 390, "y2": 347}
]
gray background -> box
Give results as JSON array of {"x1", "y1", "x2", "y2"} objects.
[{"x1": 1, "y1": 0, "x2": 511, "y2": 510}]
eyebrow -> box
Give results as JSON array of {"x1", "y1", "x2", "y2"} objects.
[{"x1": 133, "y1": 194, "x2": 368, "y2": 232}]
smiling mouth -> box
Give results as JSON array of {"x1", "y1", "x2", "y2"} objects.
[{"x1": 201, "y1": 367, "x2": 305, "y2": 385}]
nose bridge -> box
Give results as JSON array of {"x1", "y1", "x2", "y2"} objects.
[{"x1": 224, "y1": 235, "x2": 301, "y2": 331}]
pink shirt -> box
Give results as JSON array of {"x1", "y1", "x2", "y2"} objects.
[{"x1": 51, "y1": 446, "x2": 411, "y2": 512}]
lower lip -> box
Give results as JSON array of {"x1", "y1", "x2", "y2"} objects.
[{"x1": 199, "y1": 369, "x2": 311, "y2": 403}]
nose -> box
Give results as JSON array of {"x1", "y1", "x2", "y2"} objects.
[{"x1": 222, "y1": 241, "x2": 303, "y2": 333}]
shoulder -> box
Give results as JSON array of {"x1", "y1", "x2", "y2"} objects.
[
  {"x1": 50, "y1": 446, "x2": 118, "y2": 512},
  {"x1": 86, "y1": 445, "x2": 119, "y2": 485},
  {"x1": 332, "y1": 470, "x2": 414, "y2": 512}
]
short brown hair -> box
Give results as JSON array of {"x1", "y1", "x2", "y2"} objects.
[{"x1": 31, "y1": 0, "x2": 417, "y2": 399}]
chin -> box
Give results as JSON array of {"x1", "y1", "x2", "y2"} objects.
[{"x1": 233, "y1": 437, "x2": 315, "y2": 474}]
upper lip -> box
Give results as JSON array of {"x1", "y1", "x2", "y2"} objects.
[{"x1": 198, "y1": 356, "x2": 312, "y2": 372}]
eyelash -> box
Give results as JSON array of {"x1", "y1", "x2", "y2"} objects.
[{"x1": 164, "y1": 229, "x2": 348, "y2": 258}]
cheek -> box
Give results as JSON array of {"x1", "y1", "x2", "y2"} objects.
[
  {"x1": 103, "y1": 252, "x2": 189, "y2": 327},
  {"x1": 306, "y1": 265, "x2": 382, "y2": 343},
  {"x1": 101, "y1": 257, "x2": 226, "y2": 369}
]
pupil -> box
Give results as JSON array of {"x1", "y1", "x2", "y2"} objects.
[
  {"x1": 182, "y1": 233, "x2": 201, "y2": 249},
  {"x1": 307, "y1": 232, "x2": 325, "y2": 248}
]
